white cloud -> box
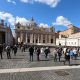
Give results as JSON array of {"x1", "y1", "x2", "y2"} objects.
[
  {"x1": 20, "y1": 0, "x2": 60, "y2": 8},
  {"x1": 16, "y1": 17, "x2": 29, "y2": 26},
  {"x1": 12, "y1": 1, "x2": 16, "y2": 5},
  {"x1": 7, "y1": 0, "x2": 16, "y2": 5},
  {"x1": 0, "y1": 11, "x2": 31, "y2": 26},
  {"x1": 20, "y1": 0, "x2": 29, "y2": 3},
  {"x1": 0, "y1": 11, "x2": 15, "y2": 25},
  {"x1": 39, "y1": 23, "x2": 49, "y2": 28},
  {"x1": 7, "y1": 0, "x2": 11, "y2": 2},
  {"x1": 53, "y1": 16, "x2": 72, "y2": 26},
  {"x1": 35, "y1": 0, "x2": 60, "y2": 7}
]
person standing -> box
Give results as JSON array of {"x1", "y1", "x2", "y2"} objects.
[
  {"x1": 70, "y1": 48, "x2": 74, "y2": 60},
  {"x1": 6, "y1": 45, "x2": 11, "y2": 59},
  {"x1": 57, "y1": 48, "x2": 62, "y2": 62},
  {"x1": 53, "y1": 48, "x2": 57, "y2": 62},
  {"x1": 64, "y1": 48, "x2": 70, "y2": 65},
  {"x1": 0, "y1": 44, "x2": 3, "y2": 59},
  {"x1": 73, "y1": 48, "x2": 77, "y2": 60},
  {"x1": 40, "y1": 47, "x2": 44, "y2": 54},
  {"x1": 44, "y1": 47, "x2": 50, "y2": 59},
  {"x1": 29, "y1": 46, "x2": 34, "y2": 61},
  {"x1": 23, "y1": 44, "x2": 26, "y2": 52},
  {"x1": 36, "y1": 47, "x2": 40, "y2": 61},
  {"x1": 13, "y1": 45, "x2": 17, "y2": 56}
]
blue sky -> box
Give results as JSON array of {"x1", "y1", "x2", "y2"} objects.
[{"x1": 0, "y1": 0, "x2": 80, "y2": 32}]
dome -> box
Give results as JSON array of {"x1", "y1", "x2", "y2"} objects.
[{"x1": 28, "y1": 17, "x2": 37, "y2": 27}]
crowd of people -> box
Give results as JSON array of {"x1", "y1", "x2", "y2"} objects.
[
  {"x1": 53, "y1": 47, "x2": 79, "y2": 65},
  {"x1": 0, "y1": 44, "x2": 18, "y2": 59},
  {"x1": 29, "y1": 46, "x2": 50, "y2": 61},
  {"x1": 0, "y1": 44, "x2": 80, "y2": 65}
]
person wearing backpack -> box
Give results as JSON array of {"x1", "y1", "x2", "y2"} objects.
[{"x1": 6, "y1": 45, "x2": 11, "y2": 59}]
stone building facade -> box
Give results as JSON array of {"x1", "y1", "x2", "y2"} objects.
[
  {"x1": 69, "y1": 32, "x2": 80, "y2": 38},
  {"x1": 14, "y1": 18, "x2": 56, "y2": 46},
  {"x1": 0, "y1": 20, "x2": 13, "y2": 46},
  {"x1": 59, "y1": 24, "x2": 80, "y2": 38},
  {"x1": 56, "y1": 25, "x2": 80, "y2": 47}
]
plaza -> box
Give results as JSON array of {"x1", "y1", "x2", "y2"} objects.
[
  {"x1": 1, "y1": 0, "x2": 80, "y2": 79},
  {"x1": 0, "y1": 48, "x2": 80, "y2": 80},
  {"x1": 1, "y1": 14, "x2": 80, "y2": 80}
]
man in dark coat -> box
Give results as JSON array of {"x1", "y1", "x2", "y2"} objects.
[
  {"x1": 64, "y1": 48, "x2": 70, "y2": 65},
  {"x1": 0, "y1": 44, "x2": 3, "y2": 59},
  {"x1": 44, "y1": 47, "x2": 50, "y2": 59},
  {"x1": 58, "y1": 48, "x2": 62, "y2": 62},
  {"x1": 29, "y1": 46, "x2": 34, "y2": 61},
  {"x1": 36, "y1": 47, "x2": 40, "y2": 61},
  {"x1": 13, "y1": 45, "x2": 17, "y2": 56}
]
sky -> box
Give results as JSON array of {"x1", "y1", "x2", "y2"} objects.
[{"x1": 0, "y1": 0, "x2": 80, "y2": 32}]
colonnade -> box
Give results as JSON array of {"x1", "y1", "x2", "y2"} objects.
[{"x1": 18, "y1": 33, "x2": 55, "y2": 44}]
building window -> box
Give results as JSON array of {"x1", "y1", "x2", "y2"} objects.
[
  {"x1": 36, "y1": 39, "x2": 38, "y2": 43},
  {"x1": 43, "y1": 40, "x2": 45, "y2": 43},
  {"x1": 28, "y1": 39, "x2": 30, "y2": 43},
  {"x1": 75, "y1": 42, "x2": 76, "y2": 44},
  {"x1": 71, "y1": 42, "x2": 73, "y2": 44},
  {"x1": 17, "y1": 26, "x2": 20, "y2": 29},
  {"x1": 51, "y1": 39, "x2": 53, "y2": 43}
]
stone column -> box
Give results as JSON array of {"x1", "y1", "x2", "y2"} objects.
[
  {"x1": 45, "y1": 35, "x2": 47, "y2": 43},
  {"x1": 32, "y1": 34, "x2": 33, "y2": 43},
  {"x1": 53, "y1": 35, "x2": 56, "y2": 45},
  {"x1": 26, "y1": 33, "x2": 28, "y2": 43},
  {"x1": 38, "y1": 34, "x2": 39, "y2": 43},
  {"x1": 47, "y1": 35, "x2": 49, "y2": 43},
  {"x1": 21, "y1": 32, "x2": 23, "y2": 42},
  {"x1": 49, "y1": 35, "x2": 51, "y2": 43},
  {"x1": 41, "y1": 34, "x2": 43, "y2": 43},
  {"x1": 34, "y1": 34, "x2": 36, "y2": 44},
  {"x1": 30, "y1": 34, "x2": 33, "y2": 43}
]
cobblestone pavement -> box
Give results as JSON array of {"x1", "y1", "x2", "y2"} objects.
[
  {"x1": 0, "y1": 69, "x2": 80, "y2": 80},
  {"x1": 0, "y1": 49, "x2": 80, "y2": 80},
  {"x1": 0, "y1": 49, "x2": 80, "y2": 69}
]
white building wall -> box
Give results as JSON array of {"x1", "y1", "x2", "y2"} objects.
[{"x1": 56, "y1": 38, "x2": 80, "y2": 46}]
